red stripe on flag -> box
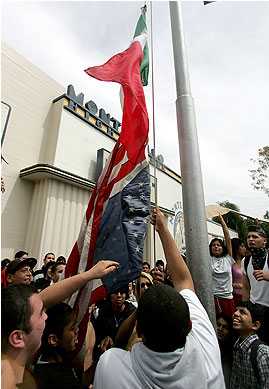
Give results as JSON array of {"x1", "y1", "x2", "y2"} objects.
[{"x1": 66, "y1": 38, "x2": 149, "y2": 353}]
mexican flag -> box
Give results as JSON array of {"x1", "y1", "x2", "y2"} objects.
[{"x1": 134, "y1": 5, "x2": 149, "y2": 86}]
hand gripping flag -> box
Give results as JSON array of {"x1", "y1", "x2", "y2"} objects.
[{"x1": 64, "y1": 33, "x2": 150, "y2": 351}]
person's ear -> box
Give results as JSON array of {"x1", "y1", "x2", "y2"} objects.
[
  {"x1": 252, "y1": 320, "x2": 261, "y2": 332},
  {"x1": 7, "y1": 274, "x2": 13, "y2": 284},
  {"x1": 8, "y1": 330, "x2": 26, "y2": 349},
  {"x1": 48, "y1": 334, "x2": 59, "y2": 347}
]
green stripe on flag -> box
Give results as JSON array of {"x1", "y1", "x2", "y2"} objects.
[{"x1": 133, "y1": 6, "x2": 149, "y2": 86}]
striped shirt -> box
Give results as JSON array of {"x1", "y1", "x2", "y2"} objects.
[{"x1": 230, "y1": 334, "x2": 269, "y2": 389}]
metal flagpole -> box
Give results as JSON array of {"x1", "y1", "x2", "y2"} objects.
[
  {"x1": 149, "y1": 1, "x2": 158, "y2": 266},
  {"x1": 169, "y1": 1, "x2": 216, "y2": 324}
]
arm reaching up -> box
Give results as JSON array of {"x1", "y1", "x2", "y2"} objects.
[
  {"x1": 151, "y1": 208, "x2": 194, "y2": 292},
  {"x1": 40, "y1": 260, "x2": 119, "y2": 308},
  {"x1": 218, "y1": 213, "x2": 232, "y2": 257}
]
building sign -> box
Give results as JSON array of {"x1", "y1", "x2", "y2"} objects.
[{"x1": 53, "y1": 85, "x2": 121, "y2": 141}]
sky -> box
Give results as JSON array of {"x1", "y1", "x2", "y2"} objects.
[{"x1": 2, "y1": 0, "x2": 269, "y2": 218}]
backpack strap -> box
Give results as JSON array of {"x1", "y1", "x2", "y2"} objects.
[
  {"x1": 250, "y1": 338, "x2": 264, "y2": 385},
  {"x1": 244, "y1": 255, "x2": 251, "y2": 286}
]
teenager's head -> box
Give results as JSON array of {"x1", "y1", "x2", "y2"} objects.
[
  {"x1": 231, "y1": 238, "x2": 246, "y2": 260},
  {"x1": 216, "y1": 313, "x2": 233, "y2": 344},
  {"x1": 142, "y1": 261, "x2": 150, "y2": 273},
  {"x1": 41, "y1": 303, "x2": 78, "y2": 360},
  {"x1": 2, "y1": 285, "x2": 47, "y2": 357},
  {"x1": 15, "y1": 251, "x2": 28, "y2": 260},
  {"x1": 109, "y1": 286, "x2": 128, "y2": 312},
  {"x1": 56, "y1": 256, "x2": 66, "y2": 265},
  {"x1": 155, "y1": 259, "x2": 165, "y2": 272},
  {"x1": 233, "y1": 301, "x2": 264, "y2": 337},
  {"x1": 1, "y1": 258, "x2": 11, "y2": 270},
  {"x1": 247, "y1": 226, "x2": 267, "y2": 250},
  {"x1": 50, "y1": 263, "x2": 65, "y2": 283},
  {"x1": 43, "y1": 252, "x2": 55, "y2": 266},
  {"x1": 209, "y1": 238, "x2": 227, "y2": 257},
  {"x1": 136, "y1": 284, "x2": 191, "y2": 352},
  {"x1": 6, "y1": 257, "x2": 37, "y2": 286},
  {"x1": 136, "y1": 272, "x2": 153, "y2": 299}
]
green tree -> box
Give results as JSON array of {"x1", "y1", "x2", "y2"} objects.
[
  {"x1": 249, "y1": 146, "x2": 269, "y2": 196},
  {"x1": 213, "y1": 201, "x2": 247, "y2": 241}
]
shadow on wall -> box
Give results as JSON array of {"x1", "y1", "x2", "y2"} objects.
[{"x1": 1, "y1": 176, "x2": 34, "y2": 259}]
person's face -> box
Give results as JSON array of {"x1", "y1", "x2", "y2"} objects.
[
  {"x1": 9, "y1": 266, "x2": 32, "y2": 285},
  {"x1": 60, "y1": 313, "x2": 78, "y2": 353},
  {"x1": 138, "y1": 276, "x2": 152, "y2": 297},
  {"x1": 247, "y1": 233, "x2": 266, "y2": 250},
  {"x1": 44, "y1": 254, "x2": 55, "y2": 265},
  {"x1": 232, "y1": 307, "x2": 259, "y2": 336},
  {"x1": 217, "y1": 317, "x2": 230, "y2": 342},
  {"x1": 19, "y1": 254, "x2": 28, "y2": 260},
  {"x1": 25, "y1": 294, "x2": 47, "y2": 354},
  {"x1": 238, "y1": 243, "x2": 246, "y2": 258},
  {"x1": 52, "y1": 264, "x2": 65, "y2": 283},
  {"x1": 142, "y1": 264, "x2": 150, "y2": 273},
  {"x1": 211, "y1": 240, "x2": 223, "y2": 257},
  {"x1": 110, "y1": 291, "x2": 126, "y2": 311}
]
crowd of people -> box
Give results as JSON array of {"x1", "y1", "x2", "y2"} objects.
[{"x1": 1, "y1": 209, "x2": 269, "y2": 389}]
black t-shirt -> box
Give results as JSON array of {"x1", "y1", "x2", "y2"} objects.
[
  {"x1": 34, "y1": 362, "x2": 84, "y2": 389},
  {"x1": 92, "y1": 300, "x2": 136, "y2": 344}
]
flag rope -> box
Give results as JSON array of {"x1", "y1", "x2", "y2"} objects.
[{"x1": 150, "y1": 1, "x2": 157, "y2": 266}]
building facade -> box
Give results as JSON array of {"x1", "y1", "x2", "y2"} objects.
[{"x1": 1, "y1": 43, "x2": 237, "y2": 268}]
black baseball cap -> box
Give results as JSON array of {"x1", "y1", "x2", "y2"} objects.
[
  {"x1": 247, "y1": 225, "x2": 267, "y2": 237},
  {"x1": 6, "y1": 257, "x2": 37, "y2": 275}
]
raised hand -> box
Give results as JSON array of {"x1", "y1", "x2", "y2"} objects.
[
  {"x1": 89, "y1": 260, "x2": 119, "y2": 279},
  {"x1": 150, "y1": 207, "x2": 166, "y2": 233}
]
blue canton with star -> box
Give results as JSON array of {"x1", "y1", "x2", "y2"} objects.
[{"x1": 93, "y1": 165, "x2": 150, "y2": 293}]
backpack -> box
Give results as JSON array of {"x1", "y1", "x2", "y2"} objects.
[
  {"x1": 244, "y1": 254, "x2": 269, "y2": 285},
  {"x1": 249, "y1": 338, "x2": 266, "y2": 385}
]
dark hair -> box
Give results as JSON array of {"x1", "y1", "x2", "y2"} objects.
[
  {"x1": 56, "y1": 256, "x2": 66, "y2": 265},
  {"x1": 156, "y1": 259, "x2": 165, "y2": 268},
  {"x1": 209, "y1": 238, "x2": 227, "y2": 257},
  {"x1": 236, "y1": 301, "x2": 265, "y2": 324},
  {"x1": 231, "y1": 238, "x2": 244, "y2": 259},
  {"x1": 1, "y1": 258, "x2": 11, "y2": 269},
  {"x1": 2, "y1": 285, "x2": 36, "y2": 353},
  {"x1": 136, "y1": 284, "x2": 191, "y2": 352},
  {"x1": 50, "y1": 262, "x2": 65, "y2": 274},
  {"x1": 43, "y1": 261, "x2": 54, "y2": 277},
  {"x1": 216, "y1": 313, "x2": 233, "y2": 333},
  {"x1": 142, "y1": 261, "x2": 150, "y2": 269},
  {"x1": 14, "y1": 251, "x2": 28, "y2": 259},
  {"x1": 109, "y1": 285, "x2": 129, "y2": 298},
  {"x1": 247, "y1": 225, "x2": 267, "y2": 238},
  {"x1": 41, "y1": 303, "x2": 74, "y2": 359},
  {"x1": 44, "y1": 252, "x2": 55, "y2": 260}
]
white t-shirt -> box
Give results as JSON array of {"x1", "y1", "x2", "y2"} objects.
[
  {"x1": 241, "y1": 254, "x2": 269, "y2": 307},
  {"x1": 94, "y1": 289, "x2": 225, "y2": 389},
  {"x1": 210, "y1": 255, "x2": 235, "y2": 299}
]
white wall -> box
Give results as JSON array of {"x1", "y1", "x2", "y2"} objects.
[{"x1": 1, "y1": 43, "x2": 64, "y2": 259}]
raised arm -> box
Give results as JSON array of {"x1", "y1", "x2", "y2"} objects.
[
  {"x1": 218, "y1": 213, "x2": 232, "y2": 257},
  {"x1": 152, "y1": 208, "x2": 194, "y2": 292},
  {"x1": 39, "y1": 260, "x2": 118, "y2": 308}
]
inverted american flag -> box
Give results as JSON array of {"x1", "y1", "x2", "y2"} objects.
[{"x1": 65, "y1": 36, "x2": 150, "y2": 350}]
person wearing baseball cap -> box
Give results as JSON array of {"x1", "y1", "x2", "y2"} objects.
[{"x1": 6, "y1": 257, "x2": 37, "y2": 286}]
